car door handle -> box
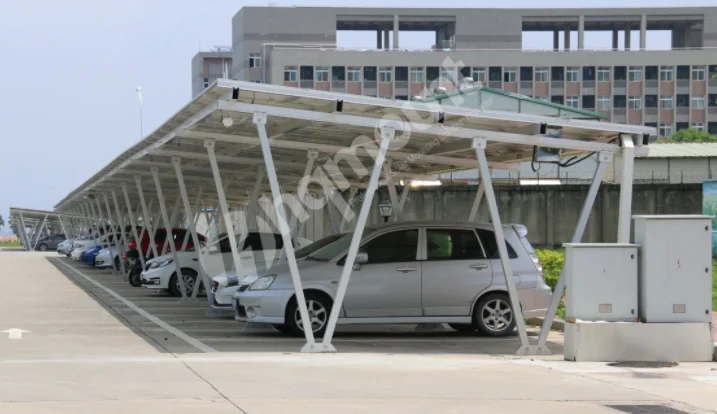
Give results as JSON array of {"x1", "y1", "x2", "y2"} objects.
[
  {"x1": 396, "y1": 266, "x2": 417, "y2": 273},
  {"x1": 469, "y1": 263, "x2": 489, "y2": 270}
]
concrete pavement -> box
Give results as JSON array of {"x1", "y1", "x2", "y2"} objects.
[{"x1": 0, "y1": 251, "x2": 715, "y2": 414}]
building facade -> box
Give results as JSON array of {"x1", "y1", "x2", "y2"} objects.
[
  {"x1": 191, "y1": 49, "x2": 233, "y2": 98},
  {"x1": 195, "y1": 6, "x2": 717, "y2": 137}
]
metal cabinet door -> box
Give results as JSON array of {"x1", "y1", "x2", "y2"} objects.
[
  {"x1": 343, "y1": 229, "x2": 422, "y2": 317},
  {"x1": 421, "y1": 228, "x2": 493, "y2": 316}
]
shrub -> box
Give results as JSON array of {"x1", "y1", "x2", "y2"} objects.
[{"x1": 535, "y1": 249, "x2": 564, "y2": 290}]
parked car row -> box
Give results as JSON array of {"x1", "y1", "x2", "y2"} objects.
[{"x1": 63, "y1": 221, "x2": 552, "y2": 338}]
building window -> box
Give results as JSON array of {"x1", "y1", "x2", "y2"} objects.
[
  {"x1": 598, "y1": 96, "x2": 611, "y2": 110},
  {"x1": 614, "y1": 66, "x2": 627, "y2": 81},
  {"x1": 628, "y1": 96, "x2": 642, "y2": 110},
  {"x1": 332, "y1": 66, "x2": 345, "y2": 81},
  {"x1": 379, "y1": 67, "x2": 392, "y2": 82},
  {"x1": 249, "y1": 53, "x2": 261, "y2": 68},
  {"x1": 551, "y1": 67, "x2": 564, "y2": 81},
  {"x1": 410, "y1": 67, "x2": 424, "y2": 82},
  {"x1": 692, "y1": 122, "x2": 704, "y2": 132},
  {"x1": 692, "y1": 95, "x2": 705, "y2": 109},
  {"x1": 395, "y1": 66, "x2": 408, "y2": 82},
  {"x1": 363, "y1": 66, "x2": 377, "y2": 82},
  {"x1": 503, "y1": 67, "x2": 517, "y2": 82},
  {"x1": 597, "y1": 67, "x2": 611, "y2": 82},
  {"x1": 628, "y1": 66, "x2": 642, "y2": 81},
  {"x1": 676, "y1": 94, "x2": 690, "y2": 108},
  {"x1": 489, "y1": 67, "x2": 502, "y2": 82},
  {"x1": 692, "y1": 66, "x2": 706, "y2": 81},
  {"x1": 614, "y1": 95, "x2": 626, "y2": 109},
  {"x1": 442, "y1": 67, "x2": 457, "y2": 83},
  {"x1": 300, "y1": 66, "x2": 313, "y2": 81},
  {"x1": 659, "y1": 123, "x2": 673, "y2": 137},
  {"x1": 583, "y1": 66, "x2": 596, "y2": 81},
  {"x1": 347, "y1": 66, "x2": 361, "y2": 82},
  {"x1": 566, "y1": 96, "x2": 579, "y2": 108},
  {"x1": 534, "y1": 67, "x2": 548, "y2": 83},
  {"x1": 566, "y1": 67, "x2": 580, "y2": 82},
  {"x1": 660, "y1": 66, "x2": 674, "y2": 81},
  {"x1": 520, "y1": 67, "x2": 533, "y2": 82},
  {"x1": 283, "y1": 66, "x2": 297, "y2": 82},
  {"x1": 472, "y1": 67, "x2": 486, "y2": 83},
  {"x1": 645, "y1": 95, "x2": 658, "y2": 108},
  {"x1": 582, "y1": 95, "x2": 595, "y2": 108},
  {"x1": 660, "y1": 95, "x2": 673, "y2": 109},
  {"x1": 203, "y1": 77, "x2": 209, "y2": 88},
  {"x1": 676, "y1": 65, "x2": 690, "y2": 80},
  {"x1": 676, "y1": 122, "x2": 689, "y2": 131},
  {"x1": 316, "y1": 66, "x2": 329, "y2": 82},
  {"x1": 551, "y1": 95, "x2": 564, "y2": 105}
]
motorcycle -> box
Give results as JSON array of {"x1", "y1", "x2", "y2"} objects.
[{"x1": 126, "y1": 248, "x2": 143, "y2": 287}]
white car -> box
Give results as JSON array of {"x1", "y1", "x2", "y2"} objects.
[
  {"x1": 210, "y1": 233, "x2": 345, "y2": 309},
  {"x1": 70, "y1": 239, "x2": 97, "y2": 260},
  {"x1": 140, "y1": 232, "x2": 312, "y2": 297},
  {"x1": 95, "y1": 245, "x2": 121, "y2": 270},
  {"x1": 57, "y1": 239, "x2": 74, "y2": 256}
]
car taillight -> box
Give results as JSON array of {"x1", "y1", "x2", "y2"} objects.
[
  {"x1": 128, "y1": 240, "x2": 136, "y2": 250},
  {"x1": 529, "y1": 252, "x2": 545, "y2": 279}
]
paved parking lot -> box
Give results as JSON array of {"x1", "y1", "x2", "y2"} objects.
[{"x1": 1, "y1": 250, "x2": 716, "y2": 414}]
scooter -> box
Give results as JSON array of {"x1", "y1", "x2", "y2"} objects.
[{"x1": 126, "y1": 248, "x2": 143, "y2": 287}]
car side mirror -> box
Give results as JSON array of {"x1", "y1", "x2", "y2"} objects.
[{"x1": 353, "y1": 252, "x2": 368, "y2": 270}]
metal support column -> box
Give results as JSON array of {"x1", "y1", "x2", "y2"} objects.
[
  {"x1": 617, "y1": 135, "x2": 635, "y2": 243},
  {"x1": 640, "y1": 15, "x2": 647, "y2": 50},
  {"x1": 95, "y1": 198, "x2": 111, "y2": 253},
  {"x1": 103, "y1": 194, "x2": 122, "y2": 274},
  {"x1": 17, "y1": 212, "x2": 30, "y2": 250},
  {"x1": 172, "y1": 157, "x2": 212, "y2": 303},
  {"x1": 473, "y1": 138, "x2": 530, "y2": 353},
  {"x1": 322, "y1": 126, "x2": 395, "y2": 352},
  {"x1": 247, "y1": 166, "x2": 265, "y2": 231},
  {"x1": 254, "y1": 112, "x2": 319, "y2": 352},
  {"x1": 135, "y1": 177, "x2": 159, "y2": 259},
  {"x1": 32, "y1": 214, "x2": 49, "y2": 250},
  {"x1": 382, "y1": 163, "x2": 400, "y2": 221},
  {"x1": 468, "y1": 180, "x2": 486, "y2": 221},
  {"x1": 397, "y1": 180, "x2": 411, "y2": 216},
  {"x1": 339, "y1": 187, "x2": 358, "y2": 232},
  {"x1": 151, "y1": 167, "x2": 188, "y2": 299},
  {"x1": 578, "y1": 15, "x2": 585, "y2": 50},
  {"x1": 205, "y1": 139, "x2": 245, "y2": 298},
  {"x1": 121, "y1": 183, "x2": 146, "y2": 269},
  {"x1": 532, "y1": 152, "x2": 611, "y2": 354},
  {"x1": 111, "y1": 191, "x2": 128, "y2": 275},
  {"x1": 160, "y1": 195, "x2": 182, "y2": 256}
]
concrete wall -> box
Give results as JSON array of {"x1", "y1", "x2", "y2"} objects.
[{"x1": 360, "y1": 183, "x2": 702, "y2": 248}]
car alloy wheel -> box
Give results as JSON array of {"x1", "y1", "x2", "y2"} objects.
[
  {"x1": 176, "y1": 272, "x2": 196, "y2": 296},
  {"x1": 39, "y1": 244, "x2": 47, "y2": 251},
  {"x1": 294, "y1": 299, "x2": 328, "y2": 333},
  {"x1": 480, "y1": 297, "x2": 513, "y2": 333}
]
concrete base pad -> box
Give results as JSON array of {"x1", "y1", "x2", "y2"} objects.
[{"x1": 564, "y1": 321, "x2": 715, "y2": 362}]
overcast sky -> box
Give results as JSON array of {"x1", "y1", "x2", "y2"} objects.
[{"x1": 1, "y1": 0, "x2": 713, "y2": 235}]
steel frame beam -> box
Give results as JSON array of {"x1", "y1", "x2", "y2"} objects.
[
  {"x1": 122, "y1": 183, "x2": 146, "y2": 269},
  {"x1": 103, "y1": 194, "x2": 122, "y2": 274},
  {"x1": 111, "y1": 191, "x2": 128, "y2": 275},
  {"x1": 32, "y1": 214, "x2": 49, "y2": 250},
  {"x1": 135, "y1": 177, "x2": 159, "y2": 259},
  {"x1": 382, "y1": 162, "x2": 400, "y2": 222},
  {"x1": 152, "y1": 167, "x2": 188, "y2": 299},
  {"x1": 173, "y1": 157, "x2": 212, "y2": 303},
  {"x1": 617, "y1": 135, "x2": 635, "y2": 243},
  {"x1": 321, "y1": 126, "x2": 395, "y2": 352},
  {"x1": 473, "y1": 138, "x2": 530, "y2": 354},
  {"x1": 532, "y1": 152, "x2": 611, "y2": 354}
]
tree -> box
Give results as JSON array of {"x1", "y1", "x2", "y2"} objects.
[
  {"x1": 662, "y1": 128, "x2": 717, "y2": 143},
  {"x1": 0, "y1": 214, "x2": 4, "y2": 233}
]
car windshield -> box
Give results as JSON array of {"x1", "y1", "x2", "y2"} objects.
[
  {"x1": 294, "y1": 234, "x2": 345, "y2": 258},
  {"x1": 306, "y1": 228, "x2": 375, "y2": 261}
]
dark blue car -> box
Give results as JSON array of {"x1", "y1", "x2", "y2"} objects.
[{"x1": 80, "y1": 246, "x2": 102, "y2": 266}]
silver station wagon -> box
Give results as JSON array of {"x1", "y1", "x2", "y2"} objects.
[{"x1": 233, "y1": 221, "x2": 552, "y2": 337}]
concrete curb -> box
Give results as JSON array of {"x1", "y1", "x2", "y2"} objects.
[{"x1": 525, "y1": 317, "x2": 565, "y2": 332}]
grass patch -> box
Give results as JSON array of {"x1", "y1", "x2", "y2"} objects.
[{"x1": 0, "y1": 242, "x2": 21, "y2": 248}]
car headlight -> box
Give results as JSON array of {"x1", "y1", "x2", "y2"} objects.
[
  {"x1": 250, "y1": 275, "x2": 276, "y2": 291},
  {"x1": 149, "y1": 259, "x2": 173, "y2": 269}
]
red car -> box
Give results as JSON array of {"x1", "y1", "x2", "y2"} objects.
[{"x1": 125, "y1": 228, "x2": 206, "y2": 261}]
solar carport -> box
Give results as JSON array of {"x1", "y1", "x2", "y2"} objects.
[
  {"x1": 50, "y1": 79, "x2": 654, "y2": 354},
  {"x1": 8, "y1": 207, "x2": 81, "y2": 251}
]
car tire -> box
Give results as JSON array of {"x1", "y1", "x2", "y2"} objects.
[
  {"x1": 448, "y1": 323, "x2": 476, "y2": 333},
  {"x1": 474, "y1": 293, "x2": 517, "y2": 337},
  {"x1": 114, "y1": 256, "x2": 121, "y2": 271},
  {"x1": 38, "y1": 244, "x2": 47, "y2": 251},
  {"x1": 272, "y1": 324, "x2": 290, "y2": 333},
  {"x1": 285, "y1": 292, "x2": 332, "y2": 338},
  {"x1": 128, "y1": 270, "x2": 142, "y2": 287},
  {"x1": 169, "y1": 269, "x2": 198, "y2": 297}
]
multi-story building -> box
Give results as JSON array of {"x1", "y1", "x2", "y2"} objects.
[
  {"x1": 195, "y1": 6, "x2": 717, "y2": 137},
  {"x1": 190, "y1": 48, "x2": 232, "y2": 98}
]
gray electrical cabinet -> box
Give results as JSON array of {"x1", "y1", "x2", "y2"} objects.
[
  {"x1": 564, "y1": 243, "x2": 639, "y2": 322},
  {"x1": 633, "y1": 215, "x2": 713, "y2": 323}
]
